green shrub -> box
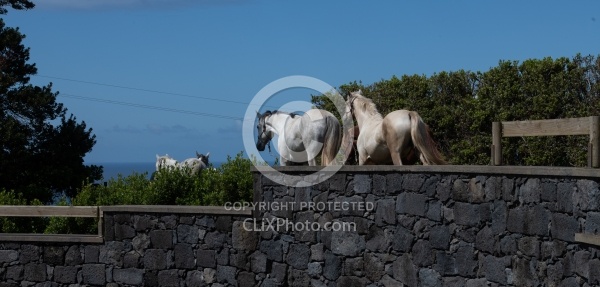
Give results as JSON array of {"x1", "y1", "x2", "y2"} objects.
[
  {"x1": 0, "y1": 189, "x2": 46, "y2": 233},
  {"x1": 43, "y1": 152, "x2": 254, "y2": 234}
]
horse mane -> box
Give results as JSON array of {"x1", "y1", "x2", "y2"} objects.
[
  {"x1": 264, "y1": 110, "x2": 298, "y2": 118},
  {"x1": 352, "y1": 93, "x2": 383, "y2": 121}
]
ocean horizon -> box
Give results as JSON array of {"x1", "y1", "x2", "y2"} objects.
[{"x1": 90, "y1": 162, "x2": 224, "y2": 182}]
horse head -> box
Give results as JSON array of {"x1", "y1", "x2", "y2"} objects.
[
  {"x1": 196, "y1": 151, "x2": 210, "y2": 166},
  {"x1": 256, "y1": 111, "x2": 274, "y2": 151}
]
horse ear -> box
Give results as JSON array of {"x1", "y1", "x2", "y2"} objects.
[
  {"x1": 196, "y1": 151, "x2": 200, "y2": 157},
  {"x1": 156, "y1": 154, "x2": 159, "y2": 159},
  {"x1": 206, "y1": 152, "x2": 210, "y2": 158},
  {"x1": 256, "y1": 110, "x2": 260, "y2": 117},
  {"x1": 357, "y1": 89, "x2": 363, "y2": 95}
]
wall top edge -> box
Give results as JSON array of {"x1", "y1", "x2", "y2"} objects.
[
  {"x1": 99, "y1": 205, "x2": 252, "y2": 216},
  {"x1": 251, "y1": 165, "x2": 600, "y2": 178}
]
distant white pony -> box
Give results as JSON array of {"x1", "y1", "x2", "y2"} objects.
[
  {"x1": 155, "y1": 152, "x2": 210, "y2": 176},
  {"x1": 155, "y1": 154, "x2": 178, "y2": 171}
]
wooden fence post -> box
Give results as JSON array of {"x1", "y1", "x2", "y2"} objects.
[
  {"x1": 590, "y1": 116, "x2": 600, "y2": 168},
  {"x1": 492, "y1": 122, "x2": 502, "y2": 165}
]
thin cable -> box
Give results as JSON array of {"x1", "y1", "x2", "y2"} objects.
[
  {"x1": 59, "y1": 93, "x2": 254, "y2": 121},
  {"x1": 37, "y1": 74, "x2": 258, "y2": 106}
]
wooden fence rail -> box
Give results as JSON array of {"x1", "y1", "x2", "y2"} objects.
[
  {"x1": 0, "y1": 205, "x2": 251, "y2": 243},
  {"x1": 492, "y1": 116, "x2": 600, "y2": 168},
  {"x1": 0, "y1": 206, "x2": 103, "y2": 243}
]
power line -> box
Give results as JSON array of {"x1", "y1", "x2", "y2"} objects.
[
  {"x1": 59, "y1": 93, "x2": 250, "y2": 121},
  {"x1": 36, "y1": 74, "x2": 260, "y2": 106}
]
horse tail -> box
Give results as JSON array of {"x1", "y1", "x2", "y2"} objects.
[
  {"x1": 321, "y1": 115, "x2": 343, "y2": 166},
  {"x1": 409, "y1": 111, "x2": 446, "y2": 165}
]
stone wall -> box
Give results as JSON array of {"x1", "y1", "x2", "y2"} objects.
[
  {"x1": 1, "y1": 165, "x2": 600, "y2": 286},
  {"x1": 251, "y1": 166, "x2": 600, "y2": 286}
]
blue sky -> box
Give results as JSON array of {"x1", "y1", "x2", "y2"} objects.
[{"x1": 3, "y1": 0, "x2": 599, "y2": 164}]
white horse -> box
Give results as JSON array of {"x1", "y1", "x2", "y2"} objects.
[
  {"x1": 344, "y1": 90, "x2": 446, "y2": 165},
  {"x1": 155, "y1": 152, "x2": 210, "y2": 176},
  {"x1": 156, "y1": 154, "x2": 178, "y2": 171},
  {"x1": 256, "y1": 109, "x2": 342, "y2": 166}
]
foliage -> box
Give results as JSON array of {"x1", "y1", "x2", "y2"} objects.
[
  {"x1": 0, "y1": 17, "x2": 102, "y2": 203},
  {"x1": 312, "y1": 54, "x2": 600, "y2": 167},
  {"x1": 0, "y1": 0, "x2": 34, "y2": 14},
  {"x1": 0, "y1": 189, "x2": 45, "y2": 233}
]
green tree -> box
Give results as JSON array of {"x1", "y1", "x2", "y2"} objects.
[{"x1": 1, "y1": 6, "x2": 101, "y2": 202}]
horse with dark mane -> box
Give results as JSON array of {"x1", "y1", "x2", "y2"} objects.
[{"x1": 256, "y1": 109, "x2": 342, "y2": 166}]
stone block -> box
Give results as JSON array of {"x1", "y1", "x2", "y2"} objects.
[
  {"x1": 177, "y1": 224, "x2": 199, "y2": 244},
  {"x1": 354, "y1": 174, "x2": 371, "y2": 194},
  {"x1": 158, "y1": 269, "x2": 179, "y2": 287},
  {"x1": 23, "y1": 263, "x2": 46, "y2": 282},
  {"x1": 185, "y1": 270, "x2": 204, "y2": 287},
  {"x1": 53, "y1": 266, "x2": 77, "y2": 284},
  {"x1": 426, "y1": 200, "x2": 442, "y2": 222},
  {"x1": 82, "y1": 264, "x2": 106, "y2": 286},
  {"x1": 5, "y1": 265, "x2": 23, "y2": 281},
  {"x1": 540, "y1": 179, "x2": 558, "y2": 202},
  {"x1": 585, "y1": 212, "x2": 600, "y2": 234},
  {"x1": 174, "y1": 243, "x2": 195, "y2": 269},
  {"x1": 286, "y1": 244, "x2": 310, "y2": 270},
  {"x1": 433, "y1": 251, "x2": 457, "y2": 275},
  {"x1": 479, "y1": 255, "x2": 509, "y2": 284},
  {"x1": 196, "y1": 249, "x2": 217, "y2": 268},
  {"x1": 373, "y1": 174, "x2": 386, "y2": 195},
  {"x1": 386, "y1": 173, "x2": 403, "y2": 194},
  {"x1": 43, "y1": 246, "x2": 64, "y2": 265},
  {"x1": 502, "y1": 177, "x2": 516, "y2": 202},
  {"x1": 331, "y1": 231, "x2": 365, "y2": 256},
  {"x1": 375, "y1": 198, "x2": 396, "y2": 226},
  {"x1": 259, "y1": 239, "x2": 284, "y2": 262},
  {"x1": 551, "y1": 212, "x2": 578, "y2": 242},
  {"x1": 507, "y1": 205, "x2": 549, "y2": 236},
  {"x1": 556, "y1": 182, "x2": 574, "y2": 213},
  {"x1": 364, "y1": 253, "x2": 385, "y2": 281},
  {"x1": 430, "y1": 225, "x2": 450, "y2": 250},
  {"x1": 576, "y1": 179, "x2": 600, "y2": 211},
  {"x1": 454, "y1": 202, "x2": 480, "y2": 227},
  {"x1": 323, "y1": 251, "x2": 341, "y2": 281},
  {"x1": 519, "y1": 178, "x2": 541, "y2": 204},
  {"x1": 85, "y1": 245, "x2": 99, "y2": 263},
  {"x1": 456, "y1": 245, "x2": 477, "y2": 277},
  {"x1": 512, "y1": 257, "x2": 536, "y2": 287},
  {"x1": 114, "y1": 268, "x2": 144, "y2": 286},
  {"x1": 65, "y1": 245, "x2": 83, "y2": 266},
  {"x1": 403, "y1": 174, "x2": 425, "y2": 192},
  {"x1": 216, "y1": 265, "x2": 237, "y2": 286},
  {"x1": 396, "y1": 192, "x2": 427, "y2": 216},
  {"x1": 232, "y1": 221, "x2": 258, "y2": 250},
  {"x1": 342, "y1": 257, "x2": 363, "y2": 276},
  {"x1": 271, "y1": 261, "x2": 287, "y2": 283},
  {"x1": 288, "y1": 269, "x2": 311, "y2": 287},
  {"x1": 392, "y1": 225, "x2": 414, "y2": 252},
  {"x1": 393, "y1": 253, "x2": 417, "y2": 286},
  {"x1": 114, "y1": 223, "x2": 135, "y2": 240},
  {"x1": 150, "y1": 230, "x2": 173, "y2": 249},
  {"x1": 19, "y1": 245, "x2": 38, "y2": 264},
  {"x1": 518, "y1": 236, "x2": 540, "y2": 257},
  {"x1": 238, "y1": 271, "x2": 256, "y2": 287},
  {"x1": 475, "y1": 226, "x2": 495, "y2": 254},
  {"x1": 204, "y1": 231, "x2": 227, "y2": 249},
  {"x1": 0, "y1": 250, "x2": 18, "y2": 263},
  {"x1": 144, "y1": 249, "x2": 167, "y2": 270},
  {"x1": 419, "y1": 268, "x2": 442, "y2": 287},
  {"x1": 589, "y1": 259, "x2": 600, "y2": 286},
  {"x1": 491, "y1": 201, "x2": 507, "y2": 234},
  {"x1": 412, "y1": 240, "x2": 433, "y2": 267},
  {"x1": 123, "y1": 251, "x2": 140, "y2": 268}
]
